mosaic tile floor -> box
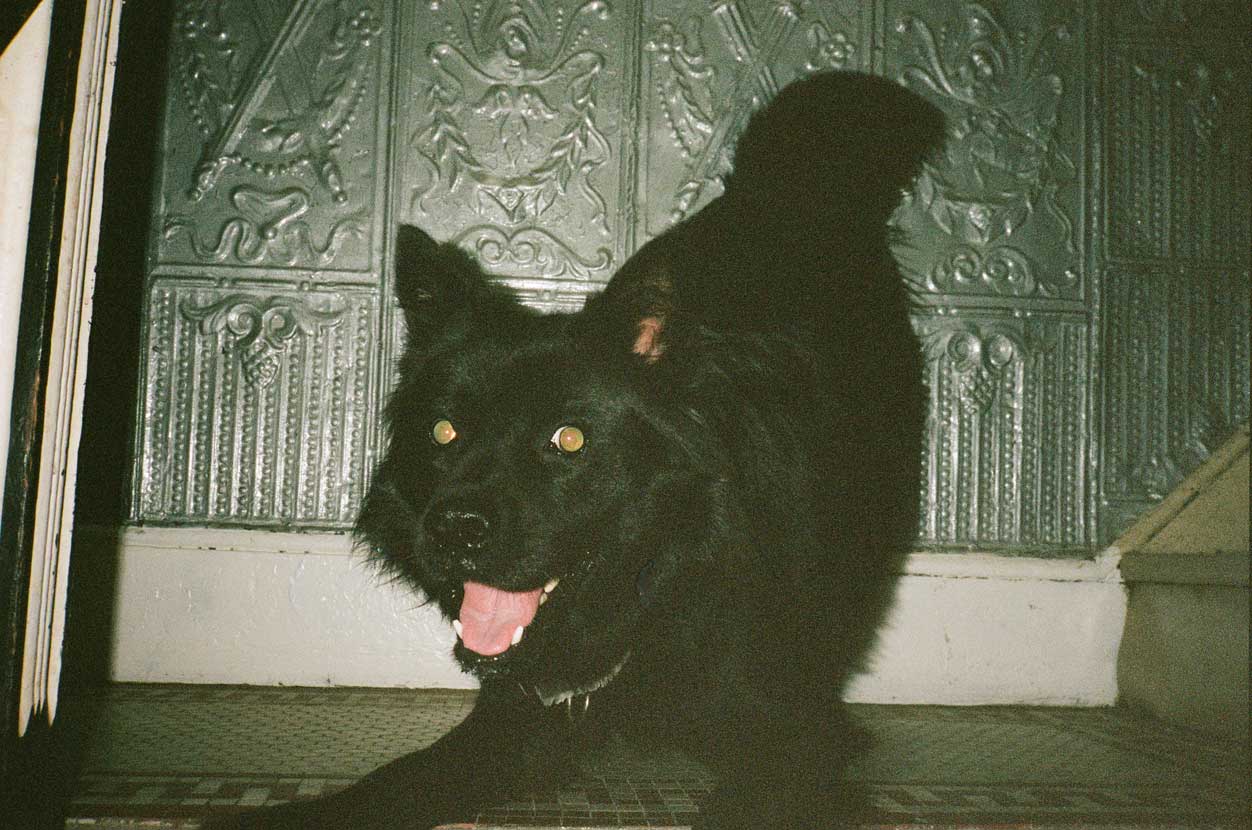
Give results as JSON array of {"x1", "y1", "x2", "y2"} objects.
[{"x1": 62, "y1": 685, "x2": 1248, "y2": 829}]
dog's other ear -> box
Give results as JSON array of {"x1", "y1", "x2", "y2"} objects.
[
  {"x1": 582, "y1": 234, "x2": 679, "y2": 364},
  {"x1": 393, "y1": 225, "x2": 492, "y2": 340}
]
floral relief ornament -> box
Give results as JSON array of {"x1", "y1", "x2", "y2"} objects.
[
  {"x1": 941, "y1": 325, "x2": 1016, "y2": 415},
  {"x1": 923, "y1": 324, "x2": 1021, "y2": 415},
  {"x1": 895, "y1": 2, "x2": 1077, "y2": 254},
  {"x1": 411, "y1": 1, "x2": 613, "y2": 246},
  {"x1": 805, "y1": 21, "x2": 856, "y2": 71},
  {"x1": 645, "y1": 17, "x2": 715, "y2": 163}
]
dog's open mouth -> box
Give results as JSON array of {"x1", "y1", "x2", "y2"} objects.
[
  {"x1": 452, "y1": 578, "x2": 559, "y2": 657},
  {"x1": 452, "y1": 576, "x2": 633, "y2": 707}
]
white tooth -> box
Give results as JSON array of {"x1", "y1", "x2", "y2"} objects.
[
  {"x1": 452, "y1": 620, "x2": 463, "y2": 637},
  {"x1": 511, "y1": 625, "x2": 524, "y2": 646},
  {"x1": 539, "y1": 592, "x2": 548, "y2": 606},
  {"x1": 544, "y1": 578, "x2": 559, "y2": 593}
]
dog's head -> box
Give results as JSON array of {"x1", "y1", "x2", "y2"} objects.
[
  {"x1": 357, "y1": 225, "x2": 719, "y2": 702},
  {"x1": 357, "y1": 71, "x2": 943, "y2": 703}
]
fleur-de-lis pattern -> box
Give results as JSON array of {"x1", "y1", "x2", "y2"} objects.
[
  {"x1": 133, "y1": 0, "x2": 1249, "y2": 552},
  {"x1": 888, "y1": 1, "x2": 1080, "y2": 301}
]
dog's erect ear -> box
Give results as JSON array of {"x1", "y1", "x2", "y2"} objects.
[
  {"x1": 393, "y1": 225, "x2": 493, "y2": 339},
  {"x1": 582, "y1": 234, "x2": 678, "y2": 364}
]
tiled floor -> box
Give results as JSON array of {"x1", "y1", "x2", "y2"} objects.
[{"x1": 63, "y1": 685, "x2": 1247, "y2": 829}]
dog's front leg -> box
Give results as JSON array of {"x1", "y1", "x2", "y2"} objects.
[
  {"x1": 206, "y1": 684, "x2": 574, "y2": 830},
  {"x1": 687, "y1": 690, "x2": 871, "y2": 830}
]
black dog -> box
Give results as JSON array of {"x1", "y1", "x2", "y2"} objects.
[{"x1": 220, "y1": 71, "x2": 943, "y2": 830}]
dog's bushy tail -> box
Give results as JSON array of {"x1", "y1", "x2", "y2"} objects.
[
  {"x1": 665, "y1": 72, "x2": 944, "y2": 338},
  {"x1": 587, "y1": 72, "x2": 944, "y2": 352},
  {"x1": 726, "y1": 71, "x2": 944, "y2": 233}
]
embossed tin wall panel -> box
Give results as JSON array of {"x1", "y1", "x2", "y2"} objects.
[
  {"x1": 886, "y1": 0, "x2": 1084, "y2": 307},
  {"x1": 1101, "y1": 266, "x2": 1250, "y2": 501},
  {"x1": 638, "y1": 1, "x2": 872, "y2": 237},
  {"x1": 155, "y1": 0, "x2": 387, "y2": 277},
  {"x1": 136, "y1": 283, "x2": 376, "y2": 526},
  {"x1": 1097, "y1": 1, "x2": 1251, "y2": 544},
  {"x1": 128, "y1": 0, "x2": 1250, "y2": 551},
  {"x1": 396, "y1": 0, "x2": 634, "y2": 309},
  {"x1": 1105, "y1": 43, "x2": 1250, "y2": 264},
  {"x1": 132, "y1": 0, "x2": 392, "y2": 528},
  {"x1": 883, "y1": 0, "x2": 1091, "y2": 551},
  {"x1": 916, "y1": 312, "x2": 1088, "y2": 550}
]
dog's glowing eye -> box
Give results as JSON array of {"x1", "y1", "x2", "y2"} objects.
[
  {"x1": 551, "y1": 425, "x2": 585, "y2": 454},
  {"x1": 432, "y1": 419, "x2": 458, "y2": 445}
]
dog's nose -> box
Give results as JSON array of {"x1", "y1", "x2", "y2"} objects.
[{"x1": 424, "y1": 502, "x2": 492, "y2": 550}]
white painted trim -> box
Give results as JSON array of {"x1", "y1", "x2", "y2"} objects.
[
  {"x1": 119, "y1": 524, "x2": 359, "y2": 557},
  {"x1": 0, "y1": 2, "x2": 53, "y2": 547},
  {"x1": 17, "y1": 0, "x2": 124, "y2": 736},
  {"x1": 101, "y1": 526, "x2": 1127, "y2": 705},
  {"x1": 901, "y1": 550, "x2": 1123, "y2": 583},
  {"x1": 113, "y1": 525, "x2": 1128, "y2": 578},
  {"x1": 104, "y1": 527, "x2": 475, "y2": 689}
]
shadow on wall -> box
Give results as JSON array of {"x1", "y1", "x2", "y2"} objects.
[{"x1": 63, "y1": 3, "x2": 171, "y2": 689}]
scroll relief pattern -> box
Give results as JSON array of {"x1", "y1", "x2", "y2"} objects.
[
  {"x1": 161, "y1": 0, "x2": 381, "y2": 269},
  {"x1": 180, "y1": 293, "x2": 346, "y2": 388},
  {"x1": 892, "y1": 1, "x2": 1079, "y2": 299},
  {"x1": 407, "y1": 1, "x2": 615, "y2": 280}
]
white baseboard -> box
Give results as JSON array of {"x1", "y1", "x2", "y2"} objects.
[
  {"x1": 850, "y1": 552, "x2": 1125, "y2": 705},
  {"x1": 97, "y1": 527, "x2": 1126, "y2": 705}
]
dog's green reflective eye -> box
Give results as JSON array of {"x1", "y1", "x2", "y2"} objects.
[
  {"x1": 551, "y1": 425, "x2": 585, "y2": 454},
  {"x1": 432, "y1": 419, "x2": 457, "y2": 445}
]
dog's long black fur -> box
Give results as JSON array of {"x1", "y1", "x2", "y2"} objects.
[{"x1": 215, "y1": 71, "x2": 944, "y2": 830}]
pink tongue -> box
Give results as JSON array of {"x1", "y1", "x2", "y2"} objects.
[{"x1": 458, "y1": 581, "x2": 543, "y2": 656}]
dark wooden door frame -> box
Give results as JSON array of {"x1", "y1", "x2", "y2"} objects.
[{"x1": 0, "y1": 0, "x2": 87, "y2": 802}]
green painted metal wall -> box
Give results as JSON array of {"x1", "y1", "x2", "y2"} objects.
[{"x1": 127, "y1": 0, "x2": 1250, "y2": 553}]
